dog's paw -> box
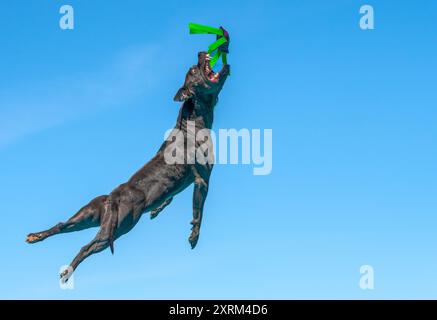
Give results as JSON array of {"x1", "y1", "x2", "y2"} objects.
[
  {"x1": 59, "y1": 268, "x2": 72, "y2": 283},
  {"x1": 150, "y1": 210, "x2": 159, "y2": 220},
  {"x1": 188, "y1": 230, "x2": 199, "y2": 249},
  {"x1": 26, "y1": 233, "x2": 43, "y2": 244}
]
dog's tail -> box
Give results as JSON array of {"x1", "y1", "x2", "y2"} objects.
[
  {"x1": 109, "y1": 213, "x2": 118, "y2": 255},
  {"x1": 105, "y1": 198, "x2": 119, "y2": 255}
]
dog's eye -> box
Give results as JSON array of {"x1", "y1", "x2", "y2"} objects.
[{"x1": 191, "y1": 69, "x2": 197, "y2": 74}]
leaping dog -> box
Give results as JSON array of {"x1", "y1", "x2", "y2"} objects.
[{"x1": 26, "y1": 51, "x2": 230, "y2": 279}]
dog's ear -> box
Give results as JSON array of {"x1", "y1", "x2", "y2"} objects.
[{"x1": 174, "y1": 86, "x2": 193, "y2": 102}]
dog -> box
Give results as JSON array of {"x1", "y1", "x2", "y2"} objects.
[{"x1": 26, "y1": 51, "x2": 230, "y2": 279}]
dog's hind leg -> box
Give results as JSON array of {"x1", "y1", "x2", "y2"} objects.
[
  {"x1": 61, "y1": 185, "x2": 144, "y2": 279},
  {"x1": 61, "y1": 206, "x2": 115, "y2": 281},
  {"x1": 26, "y1": 195, "x2": 107, "y2": 244}
]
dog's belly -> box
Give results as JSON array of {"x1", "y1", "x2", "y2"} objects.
[
  {"x1": 130, "y1": 157, "x2": 194, "y2": 211},
  {"x1": 147, "y1": 164, "x2": 194, "y2": 210}
]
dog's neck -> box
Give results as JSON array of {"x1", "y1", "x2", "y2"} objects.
[{"x1": 176, "y1": 95, "x2": 216, "y2": 132}]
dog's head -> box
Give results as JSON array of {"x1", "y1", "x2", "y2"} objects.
[{"x1": 174, "y1": 51, "x2": 230, "y2": 103}]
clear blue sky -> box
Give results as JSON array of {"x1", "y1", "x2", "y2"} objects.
[{"x1": 1, "y1": 0, "x2": 436, "y2": 299}]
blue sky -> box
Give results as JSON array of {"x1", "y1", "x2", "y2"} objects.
[{"x1": 0, "y1": 0, "x2": 436, "y2": 299}]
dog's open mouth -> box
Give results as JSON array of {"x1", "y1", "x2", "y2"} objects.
[{"x1": 203, "y1": 54, "x2": 220, "y2": 83}]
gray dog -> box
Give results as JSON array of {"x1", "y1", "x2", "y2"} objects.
[{"x1": 26, "y1": 51, "x2": 230, "y2": 278}]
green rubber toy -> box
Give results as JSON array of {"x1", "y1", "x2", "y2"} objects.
[{"x1": 188, "y1": 23, "x2": 230, "y2": 71}]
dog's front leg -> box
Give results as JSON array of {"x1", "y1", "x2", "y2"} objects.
[{"x1": 189, "y1": 175, "x2": 209, "y2": 249}]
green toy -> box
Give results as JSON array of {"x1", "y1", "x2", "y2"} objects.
[{"x1": 188, "y1": 23, "x2": 230, "y2": 70}]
